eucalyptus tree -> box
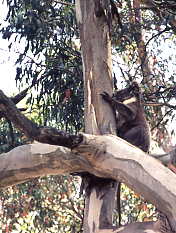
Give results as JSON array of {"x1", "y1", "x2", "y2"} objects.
[{"x1": 1, "y1": 0, "x2": 176, "y2": 233}]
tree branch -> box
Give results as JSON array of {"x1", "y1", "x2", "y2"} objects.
[
  {"x1": 54, "y1": 0, "x2": 74, "y2": 7},
  {"x1": 11, "y1": 88, "x2": 29, "y2": 104},
  {"x1": 1, "y1": 134, "x2": 176, "y2": 231},
  {"x1": 0, "y1": 89, "x2": 82, "y2": 148}
]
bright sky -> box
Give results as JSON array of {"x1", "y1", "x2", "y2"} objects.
[{"x1": 0, "y1": 2, "x2": 18, "y2": 96}]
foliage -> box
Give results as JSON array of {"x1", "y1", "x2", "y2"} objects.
[
  {"x1": 120, "y1": 184, "x2": 157, "y2": 224},
  {"x1": 1, "y1": 0, "x2": 176, "y2": 139},
  {"x1": 0, "y1": 119, "x2": 25, "y2": 153},
  {"x1": 1, "y1": 0, "x2": 83, "y2": 133},
  {"x1": 0, "y1": 176, "x2": 84, "y2": 233}
]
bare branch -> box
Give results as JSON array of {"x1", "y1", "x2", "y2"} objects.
[
  {"x1": 54, "y1": 0, "x2": 74, "y2": 7},
  {"x1": 145, "y1": 27, "x2": 171, "y2": 48},
  {"x1": 11, "y1": 88, "x2": 29, "y2": 104}
]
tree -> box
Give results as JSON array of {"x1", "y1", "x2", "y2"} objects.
[{"x1": 1, "y1": 0, "x2": 176, "y2": 232}]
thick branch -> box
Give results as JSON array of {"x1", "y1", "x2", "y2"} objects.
[
  {"x1": 0, "y1": 89, "x2": 82, "y2": 148},
  {"x1": 0, "y1": 88, "x2": 28, "y2": 118},
  {"x1": 1, "y1": 134, "x2": 176, "y2": 231},
  {"x1": 0, "y1": 88, "x2": 176, "y2": 231},
  {"x1": 0, "y1": 143, "x2": 88, "y2": 188}
]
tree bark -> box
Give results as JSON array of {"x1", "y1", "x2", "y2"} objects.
[{"x1": 75, "y1": 0, "x2": 116, "y2": 135}]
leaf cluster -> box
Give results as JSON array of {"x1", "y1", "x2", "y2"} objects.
[
  {"x1": 0, "y1": 176, "x2": 84, "y2": 233},
  {"x1": 1, "y1": 0, "x2": 83, "y2": 133}
]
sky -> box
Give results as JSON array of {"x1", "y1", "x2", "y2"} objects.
[
  {"x1": 0, "y1": 44, "x2": 18, "y2": 95},
  {"x1": 0, "y1": 2, "x2": 18, "y2": 95}
]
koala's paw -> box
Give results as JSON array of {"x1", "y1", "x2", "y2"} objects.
[{"x1": 100, "y1": 92, "x2": 111, "y2": 102}]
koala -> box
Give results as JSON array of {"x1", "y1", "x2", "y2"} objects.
[{"x1": 101, "y1": 82, "x2": 150, "y2": 152}]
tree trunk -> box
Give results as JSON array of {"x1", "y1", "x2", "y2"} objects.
[{"x1": 75, "y1": 0, "x2": 118, "y2": 232}]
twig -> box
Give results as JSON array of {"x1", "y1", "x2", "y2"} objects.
[
  {"x1": 145, "y1": 27, "x2": 172, "y2": 48},
  {"x1": 54, "y1": 0, "x2": 74, "y2": 7}
]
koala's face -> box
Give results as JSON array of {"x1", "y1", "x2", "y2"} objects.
[
  {"x1": 113, "y1": 88, "x2": 132, "y2": 102},
  {"x1": 113, "y1": 82, "x2": 140, "y2": 103}
]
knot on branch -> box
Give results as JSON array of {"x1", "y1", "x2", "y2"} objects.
[{"x1": 37, "y1": 127, "x2": 83, "y2": 148}]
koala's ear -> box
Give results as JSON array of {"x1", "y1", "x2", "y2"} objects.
[{"x1": 129, "y1": 82, "x2": 140, "y2": 94}]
